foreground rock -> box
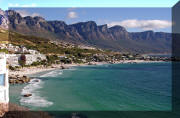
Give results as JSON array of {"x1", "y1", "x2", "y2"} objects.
[
  {"x1": 0, "y1": 103, "x2": 8, "y2": 117},
  {"x1": 9, "y1": 75, "x2": 30, "y2": 84},
  {"x1": 2, "y1": 103, "x2": 52, "y2": 118},
  {"x1": 23, "y1": 94, "x2": 32, "y2": 97}
]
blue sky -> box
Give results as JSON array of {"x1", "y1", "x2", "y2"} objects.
[
  {"x1": 1, "y1": 0, "x2": 179, "y2": 32},
  {"x1": 0, "y1": 0, "x2": 179, "y2": 10}
]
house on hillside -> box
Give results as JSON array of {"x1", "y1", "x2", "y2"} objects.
[{"x1": 0, "y1": 44, "x2": 6, "y2": 49}]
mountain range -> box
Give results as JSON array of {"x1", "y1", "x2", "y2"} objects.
[
  {"x1": 1, "y1": 9, "x2": 172, "y2": 54},
  {"x1": 0, "y1": 9, "x2": 8, "y2": 29}
]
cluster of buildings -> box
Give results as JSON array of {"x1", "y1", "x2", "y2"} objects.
[
  {"x1": 7, "y1": 54, "x2": 46, "y2": 67},
  {"x1": 0, "y1": 43, "x2": 39, "y2": 54},
  {"x1": 50, "y1": 40, "x2": 96, "y2": 50},
  {"x1": 0, "y1": 44, "x2": 47, "y2": 67}
]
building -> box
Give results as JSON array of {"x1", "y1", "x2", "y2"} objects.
[
  {"x1": 28, "y1": 49, "x2": 39, "y2": 55},
  {"x1": 25, "y1": 54, "x2": 46, "y2": 65},
  {"x1": 6, "y1": 53, "x2": 47, "y2": 67},
  {"x1": 0, "y1": 53, "x2": 9, "y2": 114},
  {"x1": 0, "y1": 44, "x2": 6, "y2": 49},
  {"x1": 6, "y1": 54, "x2": 19, "y2": 67}
]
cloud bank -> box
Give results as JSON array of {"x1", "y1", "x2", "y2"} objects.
[
  {"x1": 108, "y1": 19, "x2": 172, "y2": 30},
  {"x1": 8, "y1": 3, "x2": 37, "y2": 7},
  {"x1": 67, "y1": 11, "x2": 78, "y2": 19}
]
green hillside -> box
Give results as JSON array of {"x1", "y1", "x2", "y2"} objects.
[
  {"x1": 7, "y1": 31, "x2": 109, "y2": 56},
  {"x1": 0, "y1": 28, "x2": 8, "y2": 42}
]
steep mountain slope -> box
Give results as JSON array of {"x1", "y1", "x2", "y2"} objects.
[
  {"x1": 0, "y1": 9, "x2": 8, "y2": 29},
  {"x1": 5, "y1": 10, "x2": 171, "y2": 53}
]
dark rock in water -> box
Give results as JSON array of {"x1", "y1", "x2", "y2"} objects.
[
  {"x1": 22, "y1": 75, "x2": 27, "y2": 78},
  {"x1": 23, "y1": 94, "x2": 32, "y2": 97},
  {"x1": 61, "y1": 66, "x2": 65, "y2": 69},
  {"x1": 33, "y1": 79, "x2": 40, "y2": 82}
]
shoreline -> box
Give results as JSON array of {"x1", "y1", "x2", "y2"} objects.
[
  {"x1": 8, "y1": 60, "x2": 171, "y2": 112},
  {"x1": 9, "y1": 60, "x2": 167, "y2": 78},
  {"x1": 9, "y1": 63, "x2": 90, "y2": 77}
]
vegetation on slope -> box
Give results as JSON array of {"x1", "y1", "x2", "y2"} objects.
[{"x1": 8, "y1": 31, "x2": 103, "y2": 55}]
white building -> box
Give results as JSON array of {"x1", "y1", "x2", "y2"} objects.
[
  {"x1": 25, "y1": 54, "x2": 46, "y2": 65},
  {"x1": 28, "y1": 49, "x2": 40, "y2": 55},
  {"x1": 6, "y1": 54, "x2": 19, "y2": 67},
  {"x1": 6, "y1": 54, "x2": 47, "y2": 67},
  {"x1": 0, "y1": 44, "x2": 6, "y2": 49},
  {"x1": 0, "y1": 54, "x2": 9, "y2": 106}
]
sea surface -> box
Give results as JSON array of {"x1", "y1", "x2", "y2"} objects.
[{"x1": 10, "y1": 62, "x2": 172, "y2": 111}]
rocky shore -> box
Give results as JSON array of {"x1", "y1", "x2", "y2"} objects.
[{"x1": 9, "y1": 75, "x2": 30, "y2": 84}]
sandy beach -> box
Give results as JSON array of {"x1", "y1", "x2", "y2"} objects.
[
  {"x1": 9, "y1": 63, "x2": 81, "y2": 77},
  {"x1": 9, "y1": 60, "x2": 164, "y2": 78}
]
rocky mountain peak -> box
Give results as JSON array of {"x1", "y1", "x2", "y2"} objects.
[
  {"x1": 22, "y1": 16, "x2": 45, "y2": 23},
  {"x1": 109, "y1": 25, "x2": 127, "y2": 32},
  {"x1": 33, "y1": 16, "x2": 46, "y2": 22},
  {"x1": 98, "y1": 24, "x2": 108, "y2": 32},
  {"x1": 0, "y1": 9, "x2": 5, "y2": 15},
  {"x1": 0, "y1": 9, "x2": 8, "y2": 29},
  {"x1": 8, "y1": 10, "x2": 21, "y2": 18},
  {"x1": 71, "y1": 21, "x2": 98, "y2": 31}
]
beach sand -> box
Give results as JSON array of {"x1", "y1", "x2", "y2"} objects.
[{"x1": 9, "y1": 60, "x2": 164, "y2": 77}]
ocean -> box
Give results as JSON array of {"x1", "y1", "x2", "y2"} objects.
[{"x1": 10, "y1": 62, "x2": 172, "y2": 111}]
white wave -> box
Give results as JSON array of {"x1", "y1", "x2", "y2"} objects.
[
  {"x1": 40, "y1": 70, "x2": 63, "y2": 77},
  {"x1": 20, "y1": 79, "x2": 53, "y2": 108}
]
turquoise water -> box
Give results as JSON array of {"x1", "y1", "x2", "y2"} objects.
[{"x1": 10, "y1": 62, "x2": 172, "y2": 111}]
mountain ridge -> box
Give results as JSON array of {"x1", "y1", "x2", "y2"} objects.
[
  {"x1": 1, "y1": 10, "x2": 172, "y2": 54},
  {"x1": 0, "y1": 9, "x2": 8, "y2": 29}
]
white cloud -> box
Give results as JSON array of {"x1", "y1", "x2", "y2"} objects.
[
  {"x1": 67, "y1": 11, "x2": 78, "y2": 19},
  {"x1": 21, "y1": 3, "x2": 37, "y2": 7},
  {"x1": 8, "y1": 3, "x2": 19, "y2": 7},
  {"x1": 108, "y1": 19, "x2": 172, "y2": 30},
  {"x1": 15, "y1": 10, "x2": 41, "y2": 17},
  {"x1": 8, "y1": 3, "x2": 37, "y2": 7}
]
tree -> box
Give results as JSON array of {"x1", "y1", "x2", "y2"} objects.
[{"x1": 19, "y1": 54, "x2": 26, "y2": 67}]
